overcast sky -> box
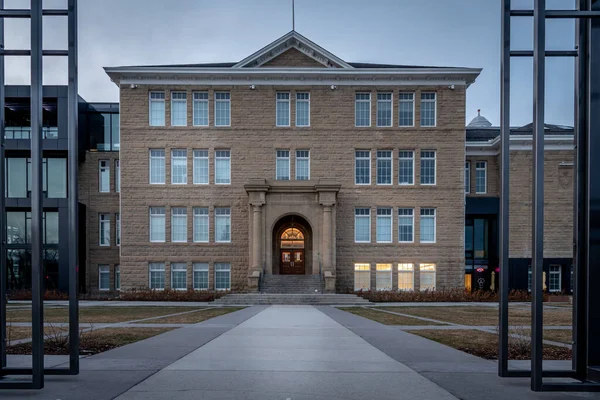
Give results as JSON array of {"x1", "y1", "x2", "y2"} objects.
[{"x1": 4, "y1": 0, "x2": 577, "y2": 126}]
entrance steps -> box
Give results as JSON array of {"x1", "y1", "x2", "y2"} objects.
[
  {"x1": 260, "y1": 274, "x2": 324, "y2": 294},
  {"x1": 212, "y1": 293, "x2": 371, "y2": 305}
]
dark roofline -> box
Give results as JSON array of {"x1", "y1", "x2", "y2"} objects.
[{"x1": 107, "y1": 61, "x2": 475, "y2": 70}]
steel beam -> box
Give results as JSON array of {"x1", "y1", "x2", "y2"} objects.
[
  {"x1": 0, "y1": 0, "x2": 5, "y2": 370},
  {"x1": 510, "y1": 50, "x2": 578, "y2": 57},
  {"x1": 0, "y1": 9, "x2": 68, "y2": 17},
  {"x1": 511, "y1": 9, "x2": 600, "y2": 18},
  {"x1": 0, "y1": 50, "x2": 69, "y2": 56}
]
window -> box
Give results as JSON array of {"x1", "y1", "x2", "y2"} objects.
[
  {"x1": 94, "y1": 112, "x2": 119, "y2": 151},
  {"x1": 276, "y1": 150, "x2": 290, "y2": 180},
  {"x1": 420, "y1": 208, "x2": 436, "y2": 243},
  {"x1": 376, "y1": 264, "x2": 392, "y2": 291},
  {"x1": 149, "y1": 207, "x2": 166, "y2": 242},
  {"x1": 215, "y1": 263, "x2": 231, "y2": 290},
  {"x1": 171, "y1": 92, "x2": 187, "y2": 126},
  {"x1": 171, "y1": 263, "x2": 187, "y2": 290},
  {"x1": 376, "y1": 150, "x2": 392, "y2": 185},
  {"x1": 99, "y1": 265, "x2": 110, "y2": 291},
  {"x1": 149, "y1": 92, "x2": 165, "y2": 126},
  {"x1": 215, "y1": 207, "x2": 231, "y2": 243},
  {"x1": 376, "y1": 208, "x2": 392, "y2": 243},
  {"x1": 215, "y1": 150, "x2": 231, "y2": 184},
  {"x1": 420, "y1": 151, "x2": 436, "y2": 185},
  {"x1": 7, "y1": 157, "x2": 67, "y2": 198},
  {"x1": 115, "y1": 265, "x2": 120, "y2": 291},
  {"x1": 476, "y1": 161, "x2": 487, "y2": 194},
  {"x1": 465, "y1": 161, "x2": 471, "y2": 194},
  {"x1": 398, "y1": 93, "x2": 414, "y2": 126},
  {"x1": 355, "y1": 150, "x2": 371, "y2": 185},
  {"x1": 99, "y1": 214, "x2": 110, "y2": 246},
  {"x1": 6, "y1": 211, "x2": 58, "y2": 244},
  {"x1": 355, "y1": 93, "x2": 371, "y2": 127},
  {"x1": 171, "y1": 149, "x2": 187, "y2": 184},
  {"x1": 193, "y1": 92, "x2": 209, "y2": 126},
  {"x1": 115, "y1": 160, "x2": 120, "y2": 193},
  {"x1": 420, "y1": 92, "x2": 436, "y2": 127},
  {"x1": 193, "y1": 263, "x2": 209, "y2": 290},
  {"x1": 296, "y1": 92, "x2": 310, "y2": 126},
  {"x1": 528, "y1": 266, "x2": 532, "y2": 292},
  {"x1": 419, "y1": 263, "x2": 436, "y2": 291},
  {"x1": 376, "y1": 93, "x2": 392, "y2": 127},
  {"x1": 398, "y1": 208, "x2": 414, "y2": 243},
  {"x1": 354, "y1": 263, "x2": 371, "y2": 291},
  {"x1": 296, "y1": 150, "x2": 310, "y2": 180},
  {"x1": 276, "y1": 92, "x2": 290, "y2": 127},
  {"x1": 398, "y1": 263, "x2": 414, "y2": 291},
  {"x1": 116, "y1": 213, "x2": 121, "y2": 246},
  {"x1": 171, "y1": 207, "x2": 187, "y2": 242},
  {"x1": 193, "y1": 150, "x2": 209, "y2": 184},
  {"x1": 214, "y1": 92, "x2": 231, "y2": 126},
  {"x1": 398, "y1": 151, "x2": 414, "y2": 185},
  {"x1": 149, "y1": 149, "x2": 166, "y2": 184},
  {"x1": 354, "y1": 208, "x2": 371, "y2": 243},
  {"x1": 99, "y1": 160, "x2": 110, "y2": 192},
  {"x1": 549, "y1": 265, "x2": 562, "y2": 292},
  {"x1": 149, "y1": 263, "x2": 165, "y2": 290},
  {"x1": 193, "y1": 207, "x2": 209, "y2": 243}
]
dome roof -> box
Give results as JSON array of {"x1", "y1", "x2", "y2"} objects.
[{"x1": 467, "y1": 109, "x2": 492, "y2": 128}]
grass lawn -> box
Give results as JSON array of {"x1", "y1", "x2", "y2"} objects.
[
  {"x1": 137, "y1": 307, "x2": 243, "y2": 324},
  {"x1": 519, "y1": 329, "x2": 573, "y2": 344},
  {"x1": 340, "y1": 307, "x2": 444, "y2": 326}
]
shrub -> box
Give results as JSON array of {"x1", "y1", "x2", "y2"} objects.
[
  {"x1": 7, "y1": 289, "x2": 69, "y2": 301},
  {"x1": 118, "y1": 288, "x2": 226, "y2": 302},
  {"x1": 353, "y1": 288, "x2": 547, "y2": 303}
]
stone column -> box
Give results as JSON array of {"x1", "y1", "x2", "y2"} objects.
[
  {"x1": 322, "y1": 205, "x2": 333, "y2": 272},
  {"x1": 252, "y1": 204, "x2": 262, "y2": 272}
]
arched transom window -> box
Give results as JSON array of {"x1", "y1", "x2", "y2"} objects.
[{"x1": 281, "y1": 227, "x2": 304, "y2": 249}]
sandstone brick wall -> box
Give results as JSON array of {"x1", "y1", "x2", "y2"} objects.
[
  {"x1": 466, "y1": 155, "x2": 499, "y2": 196},
  {"x1": 261, "y1": 48, "x2": 328, "y2": 68}
]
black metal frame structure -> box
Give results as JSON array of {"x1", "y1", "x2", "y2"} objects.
[
  {"x1": 0, "y1": 0, "x2": 79, "y2": 389},
  {"x1": 498, "y1": 0, "x2": 600, "y2": 392}
]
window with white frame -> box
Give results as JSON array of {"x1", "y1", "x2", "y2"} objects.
[
  {"x1": 376, "y1": 264, "x2": 392, "y2": 291},
  {"x1": 376, "y1": 208, "x2": 392, "y2": 243},
  {"x1": 276, "y1": 92, "x2": 290, "y2": 127},
  {"x1": 115, "y1": 264, "x2": 120, "y2": 291},
  {"x1": 276, "y1": 150, "x2": 290, "y2": 180},
  {"x1": 398, "y1": 151, "x2": 414, "y2": 185},
  {"x1": 215, "y1": 263, "x2": 231, "y2": 290},
  {"x1": 465, "y1": 161, "x2": 471, "y2": 194},
  {"x1": 99, "y1": 214, "x2": 110, "y2": 246},
  {"x1": 354, "y1": 208, "x2": 371, "y2": 243},
  {"x1": 420, "y1": 150, "x2": 436, "y2": 185},
  {"x1": 171, "y1": 263, "x2": 187, "y2": 290},
  {"x1": 193, "y1": 207, "x2": 209, "y2": 243},
  {"x1": 193, "y1": 149, "x2": 209, "y2": 184},
  {"x1": 354, "y1": 263, "x2": 371, "y2": 291},
  {"x1": 149, "y1": 263, "x2": 165, "y2": 290},
  {"x1": 99, "y1": 265, "x2": 110, "y2": 291},
  {"x1": 193, "y1": 92, "x2": 209, "y2": 126},
  {"x1": 215, "y1": 150, "x2": 231, "y2": 184},
  {"x1": 355, "y1": 93, "x2": 371, "y2": 127},
  {"x1": 296, "y1": 92, "x2": 310, "y2": 126},
  {"x1": 116, "y1": 213, "x2": 121, "y2": 246},
  {"x1": 149, "y1": 207, "x2": 166, "y2": 242},
  {"x1": 99, "y1": 160, "x2": 110, "y2": 192},
  {"x1": 171, "y1": 207, "x2": 187, "y2": 242},
  {"x1": 420, "y1": 208, "x2": 436, "y2": 243},
  {"x1": 171, "y1": 149, "x2": 187, "y2": 184},
  {"x1": 215, "y1": 92, "x2": 231, "y2": 126},
  {"x1": 420, "y1": 92, "x2": 437, "y2": 127},
  {"x1": 171, "y1": 92, "x2": 187, "y2": 126},
  {"x1": 398, "y1": 92, "x2": 414, "y2": 126},
  {"x1": 398, "y1": 263, "x2": 414, "y2": 291},
  {"x1": 149, "y1": 92, "x2": 165, "y2": 126},
  {"x1": 215, "y1": 207, "x2": 231, "y2": 243},
  {"x1": 115, "y1": 160, "x2": 120, "y2": 193},
  {"x1": 376, "y1": 150, "x2": 392, "y2": 185},
  {"x1": 419, "y1": 263, "x2": 436, "y2": 291},
  {"x1": 398, "y1": 208, "x2": 414, "y2": 243},
  {"x1": 549, "y1": 265, "x2": 562, "y2": 292},
  {"x1": 376, "y1": 93, "x2": 392, "y2": 127},
  {"x1": 193, "y1": 263, "x2": 209, "y2": 290},
  {"x1": 476, "y1": 161, "x2": 487, "y2": 194},
  {"x1": 296, "y1": 150, "x2": 310, "y2": 180},
  {"x1": 149, "y1": 149, "x2": 165, "y2": 184},
  {"x1": 355, "y1": 150, "x2": 371, "y2": 185}
]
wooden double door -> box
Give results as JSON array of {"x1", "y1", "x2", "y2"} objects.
[{"x1": 281, "y1": 249, "x2": 305, "y2": 275}]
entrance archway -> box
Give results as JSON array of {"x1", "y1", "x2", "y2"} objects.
[{"x1": 272, "y1": 215, "x2": 312, "y2": 275}]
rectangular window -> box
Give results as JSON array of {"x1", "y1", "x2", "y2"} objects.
[
  {"x1": 398, "y1": 151, "x2": 414, "y2": 185},
  {"x1": 354, "y1": 208, "x2": 371, "y2": 243},
  {"x1": 149, "y1": 263, "x2": 165, "y2": 290},
  {"x1": 193, "y1": 263, "x2": 209, "y2": 290},
  {"x1": 149, "y1": 92, "x2": 165, "y2": 126},
  {"x1": 115, "y1": 264, "x2": 120, "y2": 291},
  {"x1": 420, "y1": 263, "x2": 436, "y2": 291},
  {"x1": 296, "y1": 92, "x2": 310, "y2": 127},
  {"x1": 149, "y1": 207, "x2": 166, "y2": 242},
  {"x1": 99, "y1": 214, "x2": 110, "y2": 246},
  {"x1": 476, "y1": 161, "x2": 487, "y2": 194},
  {"x1": 420, "y1": 92, "x2": 437, "y2": 127},
  {"x1": 214, "y1": 92, "x2": 231, "y2": 126},
  {"x1": 116, "y1": 213, "x2": 121, "y2": 246},
  {"x1": 171, "y1": 207, "x2": 187, "y2": 242},
  {"x1": 98, "y1": 265, "x2": 110, "y2": 291},
  {"x1": 376, "y1": 208, "x2": 393, "y2": 243},
  {"x1": 99, "y1": 160, "x2": 110, "y2": 192},
  {"x1": 149, "y1": 149, "x2": 166, "y2": 184},
  {"x1": 7, "y1": 158, "x2": 66, "y2": 198},
  {"x1": 465, "y1": 161, "x2": 471, "y2": 194},
  {"x1": 549, "y1": 265, "x2": 562, "y2": 292},
  {"x1": 215, "y1": 263, "x2": 231, "y2": 290},
  {"x1": 215, "y1": 150, "x2": 231, "y2": 184},
  {"x1": 355, "y1": 93, "x2": 371, "y2": 127},
  {"x1": 193, "y1": 92, "x2": 209, "y2": 126},
  {"x1": 171, "y1": 263, "x2": 187, "y2": 290},
  {"x1": 295, "y1": 150, "x2": 310, "y2": 181},
  {"x1": 193, "y1": 149, "x2": 209, "y2": 184},
  {"x1": 171, "y1": 149, "x2": 187, "y2": 184},
  {"x1": 354, "y1": 263, "x2": 371, "y2": 291},
  {"x1": 376, "y1": 150, "x2": 392, "y2": 185},
  {"x1": 376, "y1": 93, "x2": 392, "y2": 127},
  {"x1": 420, "y1": 151, "x2": 436, "y2": 185},
  {"x1": 276, "y1": 92, "x2": 290, "y2": 127},
  {"x1": 215, "y1": 207, "x2": 231, "y2": 243},
  {"x1": 276, "y1": 150, "x2": 290, "y2": 180},
  {"x1": 398, "y1": 208, "x2": 414, "y2": 243},
  {"x1": 376, "y1": 263, "x2": 392, "y2": 291},
  {"x1": 115, "y1": 160, "x2": 120, "y2": 193},
  {"x1": 193, "y1": 207, "x2": 209, "y2": 243},
  {"x1": 398, "y1": 92, "x2": 415, "y2": 126},
  {"x1": 420, "y1": 208, "x2": 436, "y2": 243},
  {"x1": 171, "y1": 92, "x2": 187, "y2": 126},
  {"x1": 398, "y1": 263, "x2": 414, "y2": 291},
  {"x1": 7, "y1": 211, "x2": 58, "y2": 244},
  {"x1": 355, "y1": 150, "x2": 371, "y2": 185}
]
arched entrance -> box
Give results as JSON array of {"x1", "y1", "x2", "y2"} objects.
[{"x1": 272, "y1": 215, "x2": 312, "y2": 275}]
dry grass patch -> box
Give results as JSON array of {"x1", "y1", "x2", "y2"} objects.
[
  {"x1": 138, "y1": 307, "x2": 243, "y2": 324},
  {"x1": 340, "y1": 307, "x2": 444, "y2": 326}
]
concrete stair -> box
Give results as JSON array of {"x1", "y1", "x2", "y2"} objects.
[
  {"x1": 260, "y1": 274, "x2": 324, "y2": 294},
  {"x1": 212, "y1": 293, "x2": 371, "y2": 305}
]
